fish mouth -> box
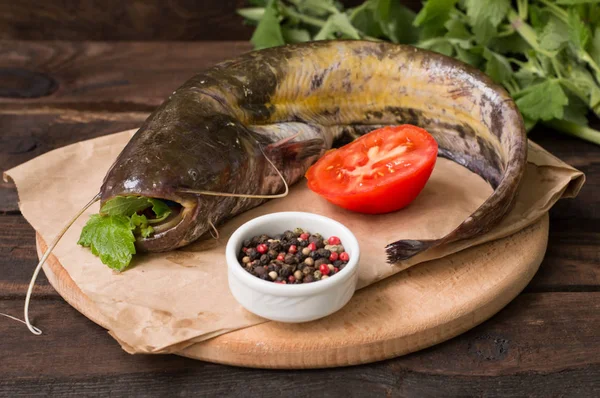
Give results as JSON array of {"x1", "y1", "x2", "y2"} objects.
[
  {"x1": 136, "y1": 193, "x2": 199, "y2": 252},
  {"x1": 101, "y1": 192, "x2": 200, "y2": 253}
]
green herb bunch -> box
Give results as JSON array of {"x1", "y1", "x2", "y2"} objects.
[{"x1": 239, "y1": 0, "x2": 600, "y2": 145}]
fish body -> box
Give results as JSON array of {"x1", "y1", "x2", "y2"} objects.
[{"x1": 100, "y1": 41, "x2": 526, "y2": 262}]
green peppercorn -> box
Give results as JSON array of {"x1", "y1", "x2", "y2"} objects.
[{"x1": 302, "y1": 266, "x2": 315, "y2": 276}]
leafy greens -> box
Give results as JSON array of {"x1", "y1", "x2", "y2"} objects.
[
  {"x1": 78, "y1": 196, "x2": 172, "y2": 271},
  {"x1": 238, "y1": 0, "x2": 600, "y2": 145}
]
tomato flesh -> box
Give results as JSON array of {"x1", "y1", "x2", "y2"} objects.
[{"x1": 305, "y1": 125, "x2": 438, "y2": 214}]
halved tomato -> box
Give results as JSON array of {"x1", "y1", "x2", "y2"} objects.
[{"x1": 305, "y1": 125, "x2": 438, "y2": 214}]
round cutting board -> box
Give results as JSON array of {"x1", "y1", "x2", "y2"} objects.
[{"x1": 37, "y1": 214, "x2": 549, "y2": 369}]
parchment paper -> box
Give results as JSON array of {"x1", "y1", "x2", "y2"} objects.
[{"x1": 5, "y1": 129, "x2": 584, "y2": 354}]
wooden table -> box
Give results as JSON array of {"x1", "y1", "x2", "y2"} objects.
[{"x1": 1, "y1": 41, "x2": 598, "y2": 397}]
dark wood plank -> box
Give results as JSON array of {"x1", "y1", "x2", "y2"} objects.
[
  {"x1": 0, "y1": 41, "x2": 251, "y2": 110},
  {"x1": 0, "y1": 111, "x2": 147, "y2": 213},
  {"x1": 1, "y1": 293, "x2": 598, "y2": 396},
  {"x1": 0, "y1": 1, "x2": 422, "y2": 42},
  {"x1": 0, "y1": 214, "x2": 54, "y2": 297},
  {"x1": 0, "y1": 0, "x2": 254, "y2": 41}
]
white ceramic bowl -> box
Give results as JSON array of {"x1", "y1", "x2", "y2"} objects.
[{"x1": 226, "y1": 212, "x2": 360, "y2": 323}]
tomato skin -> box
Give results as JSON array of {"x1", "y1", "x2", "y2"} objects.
[{"x1": 305, "y1": 125, "x2": 438, "y2": 214}]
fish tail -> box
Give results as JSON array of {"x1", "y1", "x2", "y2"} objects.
[{"x1": 386, "y1": 239, "x2": 439, "y2": 262}]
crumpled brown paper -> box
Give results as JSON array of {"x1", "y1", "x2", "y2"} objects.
[{"x1": 5, "y1": 129, "x2": 584, "y2": 354}]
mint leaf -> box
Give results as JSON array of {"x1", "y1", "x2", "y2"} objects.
[
  {"x1": 465, "y1": 0, "x2": 510, "y2": 27},
  {"x1": 568, "y1": 7, "x2": 592, "y2": 52},
  {"x1": 445, "y1": 18, "x2": 471, "y2": 40},
  {"x1": 562, "y1": 94, "x2": 590, "y2": 126},
  {"x1": 590, "y1": 27, "x2": 600, "y2": 65},
  {"x1": 351, "y1": 5, "x2": 384, "y2": 38},
  {"x1": 430, "y1": 40, "x2": 455, "y2": 56},
  {"x1": 464, "y1": 0, "x2": 510, "y2": 44},
  {"x1": 281, "y1": 27, "x2": 311, "y2": 43},
  {"x1": 78, "y1": 214, "x2": 136, "y2": 272},
  {"x1": 101, "y1": 196, "x2": 171, "y2": 223},
  {"x1": 374, "y1": 1, "x2": 418, "y2": 44},
  {"x1": 100, "y1": 196, "x2": 153, "y2": 217},
  {"x1": 130, "y1": 213, "x2": 154, "y2": 238},
  {"x1": 515, "y1": 80, "x2": 569, "y2": 121},
  {"x1": 414, "y1": 0, "x2": 459, "y2": 39},
  {"x1": 250, "y1": 0, "x2": 284, "y2": 49},
  {"x1": 372, "y1": 0, "x2": 391, "y2": 22},
  {"x1": 296, "y1": 0, "x2": 338, "y2": 17},
  {"x1": 483, "y1": 48, "x2": 512, "y2": 84},
  {"x1": 315, "y1": 13, "x2": 360, "y2": 40},
  {"x1": 491, "y1": 33, "x2": 531, "y2": 54},
  {"x1": 454, "y1": 45, "x2": 482, "y2": 67},
  {"x1": 237, "y1": 7, "x2": 265, "y2": 22},
  {"x1": 539, "y1": 16, "x2": 569, "y2": 52},
  {"x1": 148, "y1": 198, "x2": 171, "y2": 222},
  {"x1": 556, "y1": 0, "x2": 600, "y2": 4}
]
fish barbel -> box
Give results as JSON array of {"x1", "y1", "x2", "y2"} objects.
[{"x1": 101, "y1": 41, "x2": 526, "y2": 262}]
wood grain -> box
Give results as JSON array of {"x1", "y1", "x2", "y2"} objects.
[
  {"x1": 0, "y1": 0, "x2": 421, "y2": 42},
  {"x1": 0, "y1": 41, "x2": 251, "y2": 110},
  {"x1": 0, "y1": 0, "x2": 254, "y2": 41},
  {"x1": 1, "y1": 293, "x2": 598, "y2": 395}
]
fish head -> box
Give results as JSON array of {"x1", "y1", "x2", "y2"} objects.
[{"x1": 100, "y1": 96, "x2": 262, "y2": 252}]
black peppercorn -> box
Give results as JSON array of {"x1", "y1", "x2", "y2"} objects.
[
  {"x1": 258, "y1": 234, "x2": 270, "y2": 243},
  {"x1": 267, "y1": 249, "x2": 279, "y2": 258},
  {"x1": 309, "y1": 235, "x2": 325, "y2": 249},
  {"x1": 333, "y1": 260, "x2": 343, "y2": 267},
  {"x1": 316, "y1": 248, "x2": 331, "y2": 258},
  {"x1": 250, "y1": 259, "x2": 261, "y2": 268},
  {"x1": 254, "y1": 266, "x2": 266, "y2": 277},
  {"x1": 283, "y1": 230, "x2": 295, "y2": 240},
  {"x1": 247, "y1": 248, "x2": 260, "y2": 260},
  {"x1": 280, "y1": 264, "x2": 294, "y2": 278},
  {"x1": 260, "y1": 254, "x2": 270, "y2": 265},
  {"x1": 314, "y1": 258, "x2": 328, "y2": 268},
  {"x1": 269, "y1": 241, "x2": 282, "y2": 252},
  {"x1": 303, "y1": 274, "x2": 315, "y2": 283},
  {"x1": 242, "y1": 239, "x2": 252, "y2": 248},
  {"x1": 284, "y1": 253, "x2": 298, "y2": 264}
]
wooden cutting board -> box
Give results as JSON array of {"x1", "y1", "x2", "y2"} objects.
[{"x1": 37, "y1": 214, "x2": 549, "y2": 369}]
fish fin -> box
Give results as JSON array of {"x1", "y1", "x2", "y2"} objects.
[
  {"x1": 385, "y1": 239, "x2": 439, "y2": 263},
  {"x1": 265, "y1": 137, "x2": 325, "y2": 162}
]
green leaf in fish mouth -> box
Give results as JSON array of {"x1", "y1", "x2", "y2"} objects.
[{"x1": 78, "y1": 196, "x2": 174, "y2": 271}]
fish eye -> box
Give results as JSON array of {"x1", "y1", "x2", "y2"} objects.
[{"x1": 188, "y1": 168, "x2": 199, "y2": 180}]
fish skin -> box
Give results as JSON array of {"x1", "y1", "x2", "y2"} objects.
[{"x1": 100, "y1": 41, "x2": 526, "y2": 262}]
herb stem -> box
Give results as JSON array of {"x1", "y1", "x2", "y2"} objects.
[
  {"x1": 517, "y1": 0, "x2": 528, "y2": 20},
  {"x1": 507, "y1": 9, "x2": 553, "y2": 58},
  {"x1": 552, "y1": 58, "x2": 563, "y2": 79},
  {"x1": 349, "y1": 1, "x2": 369, "y2": 22},
  {"x1": 581, "y1": 52, "x2": 600, "y2": 84},
  {"x1": 538, "y1": 0, "x2": 569, "y2": 23},
  {"x1": 546, "y1": 120, "x2": 600, "y2": 146},
  {"x1": 282, "y1": 7, "x2": 325, "y2": 28}
]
